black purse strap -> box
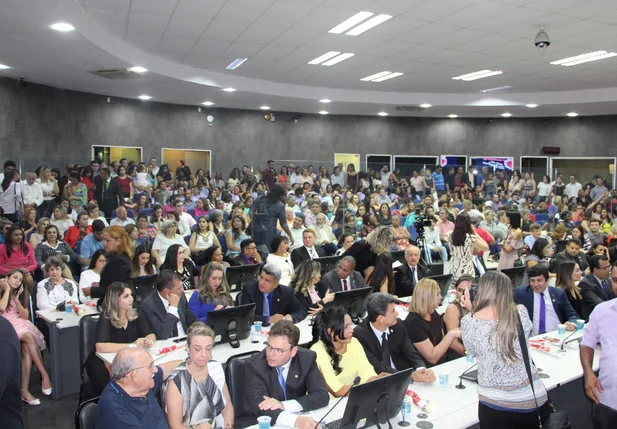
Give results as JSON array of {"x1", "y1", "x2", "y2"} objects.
[{"x1": 516, "y1": 314, "x2": 543, "y2": 428}]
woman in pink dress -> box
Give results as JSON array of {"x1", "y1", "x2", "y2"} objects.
[{"x1": 0, "y1": 268, "x2": 51, "y2": 405}]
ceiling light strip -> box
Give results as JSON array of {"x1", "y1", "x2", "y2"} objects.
[
  {"x1": 308, "y1": 51, "x2": 341, "y2": 65},
  {"x1": 346, "y1": 14, "x2": 392, "y2": 36},
  {"x1": 453, "y1": 70, "x2": 502, "y2": 81},
  {"x1": 361, "y1": 71, "x2": 392, "y2": 81},
  {"x1": 550, "y1": 51, "x2": 614, "y2": 66},
  {"x1": 329, "y1": 11, "x2": 374, "y2": 34},
  {"x1": 322, "y1": 53, "x2": 355, "y2": 66},
  {"x1": 372, "y1": 72, "x2": 404, "y2": 82},
  {"x1": 561, "y1": 52, "x2": 617, "y2": 66},
  {"x1": 226, "y1": 58, "x2": 248, "y2": 70}
]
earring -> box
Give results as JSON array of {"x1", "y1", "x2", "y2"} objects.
[{"x1": 186, "y1": 357, "x2": 192, "y2": 366}]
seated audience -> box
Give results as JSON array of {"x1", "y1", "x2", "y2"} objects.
[
  {"x1": 78, "y1": 249, "x2": 107, "y2": 305},
  {"x1": 229, "y1": 239, "x2": 263, "y2": 266},
  {"x1": 395, "y1": 245, "x2": 431, "y2": 297},
  {"x1": 224, "y1": 215, "x2": 249, "y2": 257},
  {"x1": 64, "y1": 211, "x2": 91, "y2": 249},
  {"x1": 550, "y1": 238, "x2": 589, "y2": 273},
  {"x1": 189, "y1": 262, "x2": 233, "y2": 322},
  {"x1": 290, "y1": 229, "x2": 326, "y2": 267},
  {"x1": 521, "y1": 237, "x2": 552, "y2": 286},
  {"x1": 159, "y1": 244, "x2": 196, "y2": 290},
  {"x1": 35, "y1": 256, "x2": 79, "y2": 310},
  {"x1": 555, "y1": 261, "x2": 584, "y2": 317},
  {"x1": 188, "y1": 215, "x2": 221, "y2": 265},
  {"x1": 242, "y1": 320, "x2": 328, "y2": 428},
  {"x1": 198, "y1": 245, "x2": 230, "y2": 275},
  {"x1": 131, "y1": 245, "x2": 157, "y2": 277},
  {"x1": 35, "y1": 224, "x2": 80, "y2": 280},
  {"x1": 139, "y1": 270, "x2": 197, "y2": 340},
  {"x1": 85, "y1": 202, "x2": 108, "y2": 227},
  {"x1": 0, "y1": 269, "x2": 52, "y2": 405},
  {"x1": 151, "y1": 220, "x2": 190, "y2": 267},
  {"x1": 578, "y1": 255, "x2": 616, "y2": 320},
  {"x1": 0, "y1": 225, "x2": 37, "y2": 285},
  {"x1": 404, "y1": 278, "x2": 461, "y2": 367},
  {"x1": 282, "y1": 214, "x2": 305, "y2": 251},
  {"x1": 28, "y1": 217, "x2": 50, "y2": 249},
  {"x1": 50, "y1": 205, "x2": 73, "y2": 236},
  {"x1": 86, "y1": 282, "x2": 156, "y2": 396},
  {"x1": 241, "y1": 263, "x2": 307, "y2": 326},
  {"x1": 319, "y1": 255, "x2": 366, "y2": 292},
  {"x1": 443, "y1": 274, "x2": 474, "y2": 357},
  {"x1": 79, "y1": 219, "x2": 105, "y2": 270},
  {"x1": 335, "y1": 232, "x2": 355, "y2": 256},
  {"x1": 514, "y1": 266, "x2": 579, "y2": 335},
  {"x1": 110, "y1": 206, "x2": 135, "y2": 227},
  {"x1": 365, "y1": 252, "x2": 394, "y2": 294},
  {"x1": 291, "y1": 260, "x2": 334, "y2": 315},
  {"x1": 313, "y1": 213, "x2": 338, "y2": 255},
  {"x1": 353, "y1": 293, "x2": 435, "y2": 383},
  {"x1": 343, "y1": 226, "x2": 392, "y2": 276},
  {"x1": 265, "y1": 236, "x2": 295, "y2": 286}
]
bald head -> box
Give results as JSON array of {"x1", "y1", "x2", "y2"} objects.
[
  {"x1": 337, "y1": 256, "x2": 356, "y2": 279},
  {"x1": 111, "y1": 347, "x2": 147, "y2": 381},
  {"x1": 405, "y1": 245, "x2": 421, "y2": 267}
]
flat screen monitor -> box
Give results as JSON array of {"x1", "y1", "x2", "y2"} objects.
[
  {"x1": 331, "y1": 287, "x2": 372, "y2": 323},
  {"x1": 205, "y1": 303, "x2": 255, "y2": 348},
  {"x1": 427, "y1": 274, "x2": 453, "y2": 298}
]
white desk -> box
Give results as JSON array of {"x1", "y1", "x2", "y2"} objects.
[{"x1": 36, "y1": 305, "x2": 99, "y2": 399}]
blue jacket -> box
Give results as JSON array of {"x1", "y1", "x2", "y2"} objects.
[{"x1": 514, "y1": 285, "x2": 580, "y2": 324}]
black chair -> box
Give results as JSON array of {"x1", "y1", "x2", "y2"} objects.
[
  {"x1": 79, "y1": 314, "x2": 100, "y2": 403},
  {"x1": 314, "y1": 255, "x2": 341, "y2": 275},
  {"x1": 390, "y1": 250, "x2": 405, "y2": 265},
  {"x1": 501, "y1": 266, "x2": 527, "y2": 288},
  {"x1": 75, "y1": 396, "x2": 99, "y2": 429},
  {"x1": 225, "y1": 265, "x2": 260, "y2": 292},
  {"x1": 129, "y1": 274, "x2": 159, "y2": 306},
  {"x1": 235, "y1": 291, "x2": 244, "y2": 306},
  {"x1": 429, "y1": 262, "x2": 444, "y2": 276},
  {"x1": 225, "y1": 351, "x2": 260, "y2": 423}
]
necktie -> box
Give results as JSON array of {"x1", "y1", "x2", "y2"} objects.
[
  {"x1": 411, "y1": 267, "x2": 416, "y2": 285},
  {"x1": 381, "y1": 333, "x2": 392, "y2": 370},
  {"x1": 103, "y1": 180, "x2": 108, "y2": 193},
  {"x1": 539, "y1": 293, "x2": 546, "y2": 334},
  {"x1": 277, "y1": 367, "x2": 287, "y2": 400},
  {"x1": 600, "y1": 280, "x2": 609, "y2": 299},
  {"x1": 309, "y1": 248, "x2": 316, "y2": 259},
  {"x1": 343, "y1": 279, "x2": 348, "y2": 291},
  {"x1": 263, "y1": 293, "x2": 271, "y2": 318}
]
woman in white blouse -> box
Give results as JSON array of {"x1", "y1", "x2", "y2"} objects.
[
  {"x1": 189, "y1": 216, "x2": 221, "y2": 265},
  {"x1": 265, "y1": 236, "x2": 294, "y2": 286},
  {"x1": 49, "y1": 205, "x2": 74, "y2": 237},
  {"x1": 151, "y1": 220, "x2": 190, "y2": 267},
  {"x1": 79, "y1": 249, "x2": 107, "y2": 305},
  {"x1": 36, "y1": 256, "x2": 80, "y2": 310},
  {"x1": 37, "y1": 166, "x2": 59, "y2": 218}
]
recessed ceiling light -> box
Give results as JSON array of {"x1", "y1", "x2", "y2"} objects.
[
  {"x1": 138, "y1": 95, "x2": 151, "y2": 100},
  {"x1": 308, "y1": 51, "x2": 341, "y2": 65},
  {"x1": 372, "y1": 72, "x2": 403, "y2": 82},
  {"x1": 320, "y1": 99, "x2": 331, "y2": 103},
  {"x1": 222, "y1": 87, "x2": 236, "y2": 92},
  {"x1": 378, "y1": 112, "x2": 388, "y2": 117},
  {"x1": 453, "y1": 70, "x2": 503, "y2": 81},
  {"x1": 202, "y1": 101, "x2": 214, "y2": 106},
  {"x1": 0, "y1": 63, "x2": 10, "y2": 70},
  {"x1": 226, "y1": 58, "x2": 248, "y2": 70},
  {"x1": 480, "y1": 85, "x2": 513, "y2": 93},
  {"x1": 329, "y1": 11, "x2": 374, "y2": 34},
  {"x1": 526, "y1": 104, "x2": 538, "y2": 108},
  {"x1": 567, "y1": 112, "x2": 578, "y2": 117},
  {"x1": 419, "y1": 103, "x2": 432, "y2": 108},
  {"x1": 260, "y1": 105, "x2": 271, "y2": 110},
  {"x1": 551, "y1": 51, "x2": 617, "y2": 67},
  {"x1": 128, "y1": 66, "x2": 147, "y2": 73},
  {"x1": 501, "y1": 112, "x2": 512, "y2": 117},
  {"x1": 50, "y1": 22, "x2": 75, "y2": 32},
  {"x1": 321, "y1": 53, "x2": 355, "y2": 66},
  {"x1": 361, "y1": 71, "x2": 403, "y2": 82},
  {"x1": 346, "y1": 14, "x2": 392, "y2": 36},
  {"x1": 448, "y1": 114, "x2": 458, "y2": 118},
  {"x1": 319, "y1": 111, "x2": 329, "y2": 115}
]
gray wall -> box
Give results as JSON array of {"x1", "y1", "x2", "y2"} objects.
[{"x1": 0, "y1": 77, "x2": 615, "y2": 176}]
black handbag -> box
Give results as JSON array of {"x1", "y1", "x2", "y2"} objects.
[{"x1": 516, "y1": 316, "x2": 572, "y2": 429}]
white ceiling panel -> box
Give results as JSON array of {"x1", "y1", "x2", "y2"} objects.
[
  {"x1": 437, "y1": 1, "x2": 517, "y2": 27},
  {"x1": 173, "y1": 0, "x2": 226, "y2": 19},
  {"x1": 224, "y1": 42, "x2": 267, "y2": 57},
  {"x1": 124, "y1": 32, "x2": 161, "y2": 52},
  {"x1": 87, "y1": 8, "x2": 128, "y2": 33},
  {"x1": 157, "y1": 36, "x2": 196, "y2": 54},
  {"x1": 269, "y1": 28, "x2": 322, "y2": 47},
  {"x1": 524, "y1": 0, "x2": 593, "y2": 13},
  {"x1": 215, "y1": 0, "x2": 277, "y2": 23},
  {"x1": 127, "y1": 13, "x2": 171, "y2": 35},
  {"x1": 468, "y1": 7, "x2": 548, "y2": 33},
  {"x1": 253, "y1": 1, "x2": 318, "y2": 27},
  {"x1": 361, "y1": 40, "x2": 413, "y2": 58},
  {"x1": 199, "y1": 20, "x2": 252, "y2": 42},
  {"x1": 236, "y1": 25, "x2": 287, "y2": 45},
  {"x1": 590, "y1": 9, "x2": 617, "y2": 25},
  {"x1": 395, "y1": 23, "x2": 460, "y2": 45},
  {"x1": 130, "y1": 0, "x2": 179, "y2": 15},
  {"x1": 402, "y1": 0, "x2": 482, "y2": 22},
  {"x1": 354, "y1": 17, "x2": 426, "y2": 41},
  {"x1": 293, "y1": 6, "x2": 364, "y2": 32},
  {"x1": 251, "y1": 45, "x2": 295, "y2": 61},
  {"x1": 560, "y1": 0, "x2": 617, "y2": 19},
  {"x1": 163, "y1": 16, "x2": 210, "y2": 39},
  {"x1": 366, "y1": 0, "x2": 431, "y2": 17},
  {"x1": 424, "y1": 28, "x2": 491, "y2": 49},
  {"x1": 84, "y1": 0, "x2": 131, "y2": 11}
]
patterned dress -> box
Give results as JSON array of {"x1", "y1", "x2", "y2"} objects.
[
  {"x1": 66, "y1": 183, "x2": 88, "y2": 212},
  {"x1": 1, "y1": 296, "x2": 46, "y2": 350},
  {"x1": 498, "y1": 228, "x2": 524, "y2": 271},
  {"x1": 448, "y1": 234, "x2": 475, "y2": 284}
]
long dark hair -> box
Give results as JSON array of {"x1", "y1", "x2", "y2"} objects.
[
  {"x1": 4, "y1": 224, "x2": 29, "y2": 257},
  {"x1": 0, "y1": 268, "x2": 28, "y2": 312},
  {"x1": 264, "y1": 183, "x2": 286, "y2": 204},
  {"x1": 366, "y1": 253, "x2": 394, "y2": 294},
  {"x1": 132, "y1": 245, "x2": 155, "y2": 276},
  {"x1": 451, "y1": 213, "x2": 474, "y2": 247},
  {"x1": 507, "y1": 211, "x2": 521, "y2": 229},
  {"x1": 313, "y1": 305, "x2": 348, "y2": 375},
  {"x1": 151, "y1": 204, "x2": 164, "y2": 222},
  {"x1": 556, "y1": 261, "x2": 582, "y2": 300},
  {"x1": 230, "y1": 215, "x2": 246, "y2": 241},
  {"x1": 89, "y1": 249, "x2": 107, "y2": 270},
  {"x1": 202, "y1": 245, "x2": 222, "y2": 264},
  {"x1": 529, "y1": 237, "x2": 549, "y2": 260},
  {"x1": 161, "y1": 244, "x2": 184, "y2": 270}
]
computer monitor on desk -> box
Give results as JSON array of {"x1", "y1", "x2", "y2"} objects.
[
  {"x1": 205, "y1": 304, "x2": 255, "y2": 349},
  {"x1": 328, "y1": 367, "x2": 414, "y2": 429},
  {"x1": 331, "y1": 287, "x2": 372, "y2": 323}
]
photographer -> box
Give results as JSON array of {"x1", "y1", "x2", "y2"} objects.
[{"x1": 460, "y1": 271, "x2": 551, "y2": 428}]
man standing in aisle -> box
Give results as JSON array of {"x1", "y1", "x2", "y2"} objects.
[{"x1": 263, "y1": 160, "x2": 276, "y2": 190}]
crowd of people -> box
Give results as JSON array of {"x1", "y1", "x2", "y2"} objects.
[{"x1": 0, "y1": 156, "x2": 616, "y2": 429}]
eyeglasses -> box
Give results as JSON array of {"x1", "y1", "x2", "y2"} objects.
[
  {"x1": 131, "y1": 361, "x2": 155, "y2": 373},
  {"x1": 598, "y1": 265, "x2": 611, "y2": 270},
  {"x1": 264, "y1": 342, "x2": 292, "y2": 355}
]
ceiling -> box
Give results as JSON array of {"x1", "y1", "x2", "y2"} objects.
[{"x1": 2, "y1": 0, "x2": 617, "y2": 117}]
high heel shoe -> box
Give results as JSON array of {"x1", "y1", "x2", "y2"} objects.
[
  {"x1": 22, "y1": 397, "x2": 41, "y2": 406},
  {"x1": 42, "y1": 387, "x2": 52, "y2": 396}
]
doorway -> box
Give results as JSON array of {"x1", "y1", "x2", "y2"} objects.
[
  {"x1": 334, "y1": 153, "x2": 360, "y2": 173},
  {"x1": 520, "y1": 156, "x2": 548, "y2": 181},
  {"x1": 161, "y1": 149, "x2": 211, "y2": 176},
  {"x1": 393, "y1": 155, "x2": 438, "y2": 178},
  {"x1": 92, "y1": 146, "x2": 143, "y2": 165},
  {"x1": 366, "y1": 154, "x2": 393, "y2": 174}
]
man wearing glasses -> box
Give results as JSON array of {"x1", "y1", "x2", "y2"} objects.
[
  {"x1": 242, "y1": 320, "x2": 328, "y2": 429},
  {"x1": 579, "y1": 255, "x2": 617, "y2": 321},
  {"x1": 97, "y1": 347, "x2": 181, "y2": 429}
]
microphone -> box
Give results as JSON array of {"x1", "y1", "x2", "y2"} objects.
[
  {"x1": 455, "y1": 362, "x2": 478, "y2": 390},
  {"x1": 314, "y1": 376, "x2": 361, "y2": 427},
  {"x1": 560, "y1": 325, "x2": 582, "y2": 351}
]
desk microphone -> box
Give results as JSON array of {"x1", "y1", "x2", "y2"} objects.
[
  {"x1": 455, "y1": 363, "x2": 478, "y2": 390},
  {"x1": 314, "y1": 376, "x2": 361, "y2": 427},
  {"x1": 560, "y1": 326, "x2": 582, "y2": 351}
]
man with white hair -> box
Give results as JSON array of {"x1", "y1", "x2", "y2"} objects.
[
  {"x1": 97, "y1": 347, "x2": 181, "y2": 429},
  {"x1": 110, "y1": 205, "x2": 135, "y2": 226},
  {"x1": 313, "y1": 213, "x2": 338, "y2": 255}
]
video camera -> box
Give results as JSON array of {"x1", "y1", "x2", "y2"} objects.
[{"x1": 414, "y1": 208, "x2": 433, "y2": 239}]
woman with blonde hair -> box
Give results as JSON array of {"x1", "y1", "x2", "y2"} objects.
[
  {"x1": 460, "y1": 270, "x2": 550, "y2": 428},
  {"x1": 20, "y1": 206, "x2": 38, "y2": 237},
  {"x1": 89, "y1": 226, "x2": 134, "y2": 301},
  {"x1": 189, "y1": 262, "x2": 233, "y2": 322},
  {"x1": 163, "y1": 322, "x2": 234, "y2": 429},
  {"x1": 50, "y1": 205, "x2": 73, "y2": 236},
  {"x1": 291, "y1": 260, "x2": 334, "y2": 315},
  {"x1": 343, "y1": 225, "x2": 392, "y2": 275},
  {"x1": 86, "y1": 281, "x2": 155, "y2": 396},
  {"x1": 29, "y1": 217, "x2": 50, "y2": 249},
  {"x1": 38, "y1": 166, "x2": 59, "y2": 218},
  {"x1": 404, "y1": 278, "x2": 461, "y2": 366}
]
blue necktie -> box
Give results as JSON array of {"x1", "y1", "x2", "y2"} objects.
[
  {"x1": 601, "y1": 280, "x2": 609, "y2": 299},
  {"x1": 263, "y1": 293, "x2": 271, "y2": 318},
  {"x1": 277, "y1": 367, "x2": 287, "y2": 400},
  {"x1": 539, "y1": 293, "x2": 546, "y2": 334}
]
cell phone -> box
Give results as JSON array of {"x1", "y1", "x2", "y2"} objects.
[
  {"x1": 173, "y1": 336, "x2": 187, "y2": 343},
  {"x1": 469, "y1": 284, "x2": 479, "y2": 302}
]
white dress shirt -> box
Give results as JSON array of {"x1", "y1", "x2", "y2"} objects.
[
  {"x1": 305, "y1": 246, "x2": 318, "y2": 259},
  {"x1": 274, "y1": 358, "x2": 303, "y2": 427},
  {"x1": 110, "y1": 217, "x2": 136, "y2": 226},
  {"x1": 21, "y1": 180, "x2": 44, "y2": 206},
  {"x1": 340, "y1": 275, "x2": 351, "y2": 291},
  {"x1": 157, "y1": 292, "x2": 185, "y2": 337},
  {"x1": 369, "y1": 322, "x2": 396, "y2": 370},
  {"x1": 532, "y1": 287, "x2": 561, "y2": 336}
]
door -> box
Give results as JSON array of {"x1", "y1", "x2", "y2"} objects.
[
  {"x1": 334, "y1": 153, "x2": 360, "y2": 173},
  {"x1": 520, "y1": 156, "x2": 548, "y2": 181},
  {"x1": 161, "y1": 149, "x2": 211, "y2": 176},
  {"x1": 92, "y1": 146, "x2": 143, "y2": 165},
  {"x1": 366, "y1": 154, "x2": 392, "y2": 174}
]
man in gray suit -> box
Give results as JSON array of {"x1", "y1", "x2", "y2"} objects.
[
  {"x1": 319, "y1": 256, "x2": 366, "y2": 292},
  {"x1": 139, "y1": 270, "x2": 197, "y2": 340}
]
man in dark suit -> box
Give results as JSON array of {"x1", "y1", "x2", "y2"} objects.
[
  {"x1": 395, "y1": 245, "x2": 431, "y2": 297},
  {"x1": 353, "y1": 293, "x2": 435, "y2": 384},
  {"x1": 290, "y1": 229, "x2": 326, "y2": 268},
  {"x1": 319, "y1": 256, "x2": 366, "y2": 292},
  {"x1": 514, "y1": 266, "x2": 579, "y2": 335},
  {"x1": 94, "y1": 167, "x2": 123, "y2": 219},
  {"x1": 242, "y1": 320, "x2": 329, "y2": 429},
  {"x1": 549, "y1": 238, "x2": 589, "y2": 273},
  {"x1": 138, "y1": 270, "x2": 196, "y2": 340},
  {"x1": 578, "y1": 255, "x2": 616, "y2": 321},
  {"x1": 241, "y1": 263, "x2": 307, "y2": 325},
  {"x1": 229, "y1": 239, "x2": 264, "y2": 266}
]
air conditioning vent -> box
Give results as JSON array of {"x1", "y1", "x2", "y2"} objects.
[
  {"x1": 88, "y1": 69, "x2": 144, "y2": 80},
  {"x1": 395, "y1": 106, "x2": 424, "y2": 112}
]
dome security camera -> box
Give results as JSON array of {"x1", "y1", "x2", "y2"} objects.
[{"x1": 535, "y1": 27, "x2": 550, "y2": 53}]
